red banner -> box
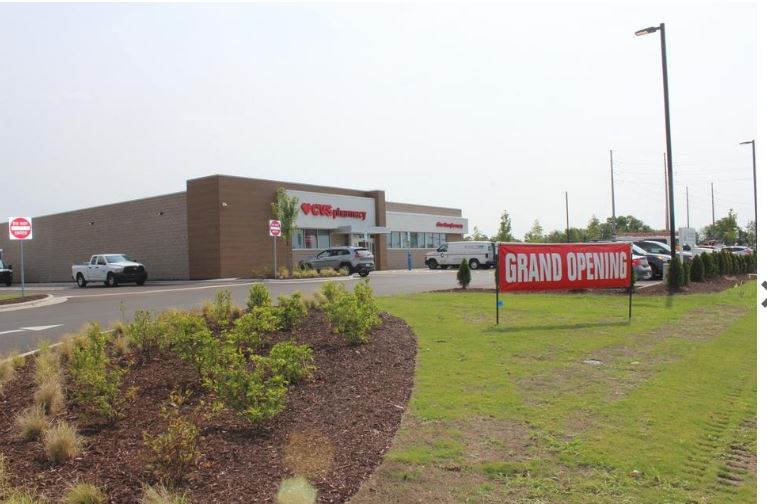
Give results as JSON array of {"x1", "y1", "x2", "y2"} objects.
[{"x1": 498, "y1": 242, "x2": 632, "y2": 292}]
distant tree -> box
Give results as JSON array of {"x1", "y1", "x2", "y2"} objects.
[
  {"x1": 495, "y1": 210, "x2": 514, "y2": 242},
  {"x1": 702, "y1": 210, "x2": 740, "y2": 245},
  {"x1": 543, "y1": 230, "x2": 568, "y2": 243},
  {"x1": 743, "y1": 220, "x2": 756, "y2": 246},
  {"x1": 457, "y1": 259, "x2": 471, "y2": 289},
  {"x1": 607, "y1": 215, "x2": 653, "y2": 234},
  {"x1": 467, "y1": 226, "x2": 489, "y2": 242},
  {"x1": 524, "y1": 220, "x2": 545, "y2": 243},
  {"x1": 271, "y1": 188, "x2": 300, "y2": 274}
]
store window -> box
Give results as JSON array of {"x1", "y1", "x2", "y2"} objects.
[
  {"x1": 293, "y1": 229, "x2": 331, "y2": 249},
  {"x1": 387, "y1": 232, "x2": 447, "y2": 249}
]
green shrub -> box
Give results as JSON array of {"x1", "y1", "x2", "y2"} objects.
[
  {"x1": 68, "y1": 324, "x2": 127, "y2": 423},
  {"x1": 204, "y1": 354, "x2": 288, "y2": 424},
  {"x1": 15, "y1": 405, "x2": 49, "y2": 441},
  {"x1": 457, "y1": 259, "x2": 471, "y2": 289},
  {"x1": 320, "y1": 282, "x2": 346, "y2": 304},
  {"x1": 0, "y1": 354, "x2": 19, "y2": 396},
  {"x1": 269, "y1": 342, "x2": 316, "y2": 384},
  {"x1": 2, "y1": 490, "x2": 46, "y2": 504},
  {"x1": 716, "y1": 251, "x2": 727, "y2": 275},
  {"x1": 62, "y1": 482, "x2": 107, "y2": 504},
  {"x1": 667, "y1": 256, "x2": 685, "y2": 289},
  {"x1": 276, "y1": 292, "x2": 307, "y2": 330},
  {"x1": 140, "y1": 484, "x2": 189, "y2": 504},
  {"x1": 324, "y1": 280, "x2": 381, "y2": 345},
  {"x1": 202, "y1": 290, "x2": 237, "y2": 329},
  {"x1": 43, "y1": 421, "x2": 82, "y2": 464},
  {"x1": 34, "y1": 342, "x2": 62, "y2": 386},
  {"x1": 144, "y1": 390, "x2": 200, "y2": 485},
  {"x1": 246, "y1": 284, "x2": 272, "y2": 311},
  {"x1": 690, "y1": 255, "x2": 704, "y2": 282},
  {"x1": 682, "y1": 261, "x2": 691, "y2": 286},
  {"x1": 711, "y1": 251, "x2": 721, "y2": 277},
  {"x1": 292, "y1": 267, "x2": 319, "y2": 279},
  {"x1": 226, "y1": 308, "x2": 279, "y2": 349},
  {"x1": 701, "y1": 253, "x2": 715, "y2": 279},
  {"x1": 127, "y1": 310, "x2": 169, "y2": 355}
]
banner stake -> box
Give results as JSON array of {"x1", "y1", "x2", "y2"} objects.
[
  {"x1": 495, "y1": 242, "x2": 500, "y2": 325},
  {"x1": 629, "y1": 285, "x2": 633, "y2": 319}
]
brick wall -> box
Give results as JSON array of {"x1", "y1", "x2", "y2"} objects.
[{"x1": 0, "y1": 193, "x2": 189, "y2": 283}]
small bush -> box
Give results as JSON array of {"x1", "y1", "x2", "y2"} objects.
[
  {"x1": 0, "y1": 453, "x2": 9, "y2": 498},
  {"x1": 682, "y1": 261, "x2": 691, "y2": 286},
  {"x1": 33, "y1": 378, "x2": 65, "y2": 416},
  {"x1": 15, "y1": 405, "x2": 49, "y2": 441},
  {"x1": 277, "y1": 267, "x2": 291, "y2": 280},
  {"x1": 276, "y1": 476, "x2": 318, "y2": 504},
  {"x1": 0, "y1": 355, "x2": 19, "y2": 396},
  {"x1": 62, "y1": 482, "x2": 107, "y2": 504},
  {"x1": 201, "y1": 290, "x2": 237, "y2": 330},
  {"x1": 701, "y1": 253, "x2": 715, "y2": 279},
  {"x1": 2, "y1": 491, "x2": 46, "y2": 504},
  {"x1": 34, "y1": 343, "x2": 62, "y2": 386},
  {"x1": 246, "y1": 283, "x2": 272, "y2": 311},
  {"x1": 319, "y1": 267, "x2": 345, "y2": 278},
  {"x1": 276, "y1": 292, "x2": 308, "y2": 330},
  {"x1": 716, "y1": 251, "x2": 727, "y2": 276},
  {"x1": 226, "y1": 308, "x2": 279, "y2": 349},
  {"x1": 457, "y1": 259, "x2": 471, "y2": 289},
  {"x1": 269, "y1": 342, "x2": 316, "y2": 384},
  {"x1": 690, "y1": 255, "x2": 704, "y2": 282},
  {"x1": 320, "y1": 282, "x2": 345, "y2": 304},
  {"x1": 68, "y1": 324, "x2": 126, "y2": 423},
  {"x1": 128, "y1": 311, "x2": 169, "y2": 354},
  {"x1": 710, "y1": 251, "x2": 721, "y2": 277},
  {"x1": 140, "y1": 484, "x2": 189, "y2": 504},
  {"x1": 144, "y1": 390, "x2": 200, "y2": 485},
  {"x1": 667, "y1": 256, "x2": 685, "y2": 289},
  {"x1": 324, "y1": 280, "x2": 380, "y2": 345},
  {"x1": 292, "y1": 267, "x2": 319, "y2": 279},
  {"x1": 43, "y1": 421, "x2": 82, "y2": 463}
]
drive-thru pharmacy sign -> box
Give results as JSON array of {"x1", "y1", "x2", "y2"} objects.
[
  {"x1": 494, "y1": 242, "x2": 633, "y2": 323},
  {"x1": 8, "y1": 216, "x2": 33, "y2": 240}
]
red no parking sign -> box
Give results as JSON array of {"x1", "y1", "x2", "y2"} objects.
[{"x1": 8, "y1": 216, "x2": 33, "y2": 240}]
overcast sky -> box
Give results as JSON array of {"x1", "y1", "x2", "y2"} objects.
[{"x1": 0, "y1": 2, "x2": 757, "y2": 238}]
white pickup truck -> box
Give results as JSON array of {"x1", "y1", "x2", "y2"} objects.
[{"x1": 71, "y1": 254, "x2": 147, "y2": 288}]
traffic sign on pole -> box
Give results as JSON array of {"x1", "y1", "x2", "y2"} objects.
[
  {"x1": 269, "y1": 219, "x2": 282, "y2": 237},
  {"x1": 8, "y1": 216, "x2": 33, "y2": 240}
]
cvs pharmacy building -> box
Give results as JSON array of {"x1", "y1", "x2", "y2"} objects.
[{"x1": 0, "y1": 175, "x2": 468, "y2": 282}]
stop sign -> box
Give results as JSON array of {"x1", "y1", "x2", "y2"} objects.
[
  {"x1": 8, "y1": 216, "x2": 33, "y2": 240},
  {"x1": 269, "y1": 219, "x2": 282, "y2": 237}
]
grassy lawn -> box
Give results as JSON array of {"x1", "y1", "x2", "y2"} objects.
[
  {"x1": 0, "y1": 294, "x2": 20, "y2": 301},
  {"x1": 351, "y1": 283, "x2": 756, "y2": 504}
]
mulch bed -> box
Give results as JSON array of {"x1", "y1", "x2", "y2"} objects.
[
  {"x1": 0, "y1": 310, "x2": 417, "y2": 503},
  {"x1": 436, "y1": 274, "x2": 755, "y2": 296},
  {"x1": 0, "y1": 294, "x2": 48, "y2": 306}
]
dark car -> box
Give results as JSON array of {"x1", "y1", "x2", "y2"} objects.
[
  {"x1": 298, "y1": 247, "x2": 375, "y2": 277},
  {"x1": 632, "y1": 243, "x2": 671, "y2": 280},
  {"x1": 0, "y1": 258, "x2": 12, "y2": 287}
]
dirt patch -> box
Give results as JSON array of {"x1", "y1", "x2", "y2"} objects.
[
  {"x1": 0, "y1": 294, "x2": 48, "y2": 306},
  {"x1": 0, "y1": 310, "x2": 417, "y2": 503}
]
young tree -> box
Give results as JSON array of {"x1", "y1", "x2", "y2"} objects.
[
  {"x1": 457, "y1": 259, "x2": 471, "y2": 289},
  {"x1": 702, "y1": 209, "x2": 741, "y2": 245},
  {"x1": 524, "y1": 220, "x2": 544, "y2": 243},
  {"x1": 495, "y1": 210, "x2": 514, "y2": 242},
  {"x1": 467, "y1": 226, "x2": 489, "y2": 241},
  {"x1": 271, "y1": 188, "x2": 300, "y2": 274},
  {"x1": 690, "y1": 255, "x2": 704, "y2": 282},
  {"x1": 667, "y1": 256, "x2": 685, "y2": 290}
]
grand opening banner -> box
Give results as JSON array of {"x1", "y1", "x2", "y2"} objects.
[{"x1": 498, "y1": 242, "x2": 632, "y2": 292}]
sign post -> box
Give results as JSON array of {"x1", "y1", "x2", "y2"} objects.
[
  {"x1": 8, "y1": 216, "x2": 33, "y2": 297},
  {"x1": 269, "y1": 220, "x2": 282, "y2": 279}
]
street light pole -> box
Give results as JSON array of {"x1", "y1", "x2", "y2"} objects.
[
  {"x1": 636, "y1": 23, "x2": 676, "y2": 258},
  {"x1": 740, "y1": 140, "x2": 757, "y2": 249}
]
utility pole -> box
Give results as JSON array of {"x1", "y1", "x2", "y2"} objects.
[
  {"x1": 610, "y1": 149, "x2": 616, "y2": 239},
  {"x1": 710, "y1": 182, "x2": 715, "y2": 226},
  {"x1": 686, "y1": 186, "x2": 690, "y2": 228},
  {"x1": 565, "y1": 191, "x2": 571, "y2": 243},
  {"x1": 740, "y1": 140, "x2": 757, "y2": 250},
  {"x1": 664, "y1": 153, "x2": 669, "y2": 231}
]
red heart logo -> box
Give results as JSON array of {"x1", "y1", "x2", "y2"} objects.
[{"x1": 301, "y1": 203, "x2": 312, "y2": 215}]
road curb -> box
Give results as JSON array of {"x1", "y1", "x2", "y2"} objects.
[
  {"x1": 0, "y1": 294, "x2": 68, "y2": 313},
  {"x1": 259, "y1": 275, "x2": 359, "y2": 285}
]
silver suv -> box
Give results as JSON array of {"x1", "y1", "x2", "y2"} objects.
[{"x1": 298, "y1": 247, "x2": 375, "y2": 277}]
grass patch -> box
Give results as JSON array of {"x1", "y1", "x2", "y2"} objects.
[{"x1": 352, "y1": 282, "x2": 756, "y2": 504}]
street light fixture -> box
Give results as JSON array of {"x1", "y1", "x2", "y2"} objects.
[
  {"x1": 636, "y1": 22, "x2": 677, "y2": 259},
  {"x1": 740, "y1": 140, "x2": 757, "y2": 249}
]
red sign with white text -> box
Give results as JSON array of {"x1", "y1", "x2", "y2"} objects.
[
  {"x1": 8, "y1": 216, "x2": 33, "y2": 240},
  {"x1": 498, "y1": 242, "x2": 631, "y2": 292}
]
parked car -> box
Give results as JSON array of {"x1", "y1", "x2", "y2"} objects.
[
  {"x1": 424, "y1": 241, "x2": 495, "y2": 270},
  {"x1": 632, "y1": 254, "x2": 653, "y2": 281},
  {"x1": 0, "y1": 258, "x2": 12, "y2": 287},
  {"x1": 720, "y1": 245, "x2": 753, "y2": 256},
  {"x1": 631, "y1": 243, "x2": 670, "y2": 280},
  {"x1": 298, "y1": 247, "x2": 375, "y2": 277},
  {"x1": 71, "y1": 254, "x2": 147, "y2": 288},
  {"x1": 635, "y1": 240, "x2": 693, "y2": 263}
]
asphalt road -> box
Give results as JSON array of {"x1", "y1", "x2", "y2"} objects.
[{"x1": 0, "y1": 269, "x2": 497, "y2": 354}]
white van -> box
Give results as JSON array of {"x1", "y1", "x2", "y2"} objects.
[{"x1": 424, "y1": 241, "x2": 495, "y2": 270}]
